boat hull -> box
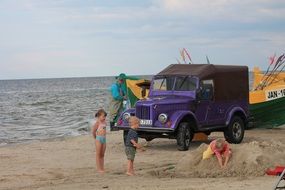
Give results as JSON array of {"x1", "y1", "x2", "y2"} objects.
[
  {"x1": 249, "y1": 96, "x2": 285, "y2": 127},
  {"x1": 249, "y1": 67, "x2": 285, "y2": 127}
]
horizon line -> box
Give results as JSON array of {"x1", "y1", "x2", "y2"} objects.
[{"x1": 0, "y1": 74, "x2": 153, "y2": 81}]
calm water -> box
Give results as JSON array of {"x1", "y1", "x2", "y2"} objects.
[{"x1": 0, "y1": 74, "x2": 252, "y2": 146}]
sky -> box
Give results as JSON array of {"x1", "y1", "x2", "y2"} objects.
[{"x1": 0, "y1": 0, "x2": 285, "y2": 79}]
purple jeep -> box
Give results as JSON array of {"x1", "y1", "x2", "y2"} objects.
[{"x1": 112, "y1": 64, "x2": 249, "y2": 151}]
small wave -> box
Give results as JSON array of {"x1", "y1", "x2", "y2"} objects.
[
  {"x1": 65, "y1": 87, "x2": 110, "y2": 92},
  {"x1": 0, "y1": 141, "x2": 7, "y2": 146},
  {"x1": 4, "y1": 87, "x2": 110, "y2": 94},
  {"x1": 77, "y1": 126, "x2": 89, "y2": 132},
  {"x1": 18, "y1": 100, "x2": 54, "y2": 106},
  {"x1": 63, "y1": 130, "x2": 82, "y2": 137}
]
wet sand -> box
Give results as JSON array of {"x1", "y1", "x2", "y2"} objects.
[{"x1": 1, "y1": 128, "x2": 285, "y2": 190}]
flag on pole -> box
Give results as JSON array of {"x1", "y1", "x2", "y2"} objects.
[
  {"x1": 183, "y1": 48, "x2": 193, "y2": 64},
  {"x1": 176, "y1": 58, "x2": 182, "y2": 64},
  {"x1": 206, "y1": 55, "x2": 210, "y2": 64},
  {"x1": 269, "y1": 54, "x2": 276, "y2": 65},
  {"x1": 180, "y1": 49, "x2": 186, "y2": 64}
]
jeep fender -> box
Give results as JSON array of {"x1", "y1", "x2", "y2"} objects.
[
  {"x1": 118, "y1": 108, "x2": 135, "y2": 125},
  {"x1": 121, "y1": 108, "x2": 135, "y2": 117},
  {"x1": 226, "y1": 107, "x2": 247, "y2": 126},
  {"x1": 169, "y1": 111, "x2": 198, "y2": 130}
]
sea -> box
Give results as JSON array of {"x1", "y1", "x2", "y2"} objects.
[
  {"x1": 0, "y1": 74, "x2": 252, "y2": 146},
  {"x1": 0, "y1": 77, "x2": 117, "y2": 146}
]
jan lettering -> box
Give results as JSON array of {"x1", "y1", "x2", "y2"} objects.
[{"x1": 268, "y1": 91, "x2": 278, "y2": 99}]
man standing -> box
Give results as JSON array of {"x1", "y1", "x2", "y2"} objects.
[{"x1": 109, "y1": 73, "x2": 127, "y2": 128}]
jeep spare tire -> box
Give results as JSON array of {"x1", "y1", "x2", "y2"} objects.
[
  {"x1": 123, "y1": 130, "x2": 128, "y2": 145},
  {"x1": 176, "y1": 122, "x2": 193, "y2": 151},
  {"x1": 224, "y1": 116, "x2": 244, "y2": 144}
]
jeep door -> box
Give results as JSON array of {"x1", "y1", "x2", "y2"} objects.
[
  {"x1": 201, "y1": 80, "x2": 225, "y2": 125},
  {"x1": 194, "y1": 99, "x2": 210, "y2": 126},
  {"x1": 196, "y1": 79, "x2": 224, "y2": 126}
]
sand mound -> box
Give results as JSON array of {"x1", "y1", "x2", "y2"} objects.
[{"x1": 175, "y1": 141, "x2": 285, "y2": 178}]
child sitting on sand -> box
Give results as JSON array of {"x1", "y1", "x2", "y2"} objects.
[
  {"x1": 202, "y1": 138, "x2": 231, "y2": 169},
  {"x1": 125, "y1": 116, "x2": 144, "y2": 176},
  {"x1": 92, "y1": 109, "x2": 107, "y2": 173}
]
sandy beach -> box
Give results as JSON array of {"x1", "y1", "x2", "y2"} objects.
[{"x1": 1, "y1": 128, "x2": 285, "y2": 190}]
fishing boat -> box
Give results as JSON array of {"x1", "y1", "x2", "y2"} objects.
[{"x1": 249, "y1": 54, "x2": 285, "y2": 128}]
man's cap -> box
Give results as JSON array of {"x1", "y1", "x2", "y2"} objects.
[{"x1": 115, "y1": 73, "x2": 127, "y2": 80}]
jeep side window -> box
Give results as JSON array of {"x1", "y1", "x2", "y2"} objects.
[
  {"x1": 200, "y1": 80, "x2": 214, "y2": 100},
  {"x1": 174, "y1": 77, "x2": 197, "y2": 91}
]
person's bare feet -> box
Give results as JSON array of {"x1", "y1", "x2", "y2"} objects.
[
  {"x1": 98, "y1": 170, "x2": 105, "y2": 174},
  {"x1": 126, "y1": 172, "x2": 135, "y2": 176}
]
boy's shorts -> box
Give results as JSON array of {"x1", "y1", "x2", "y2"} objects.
[{"x1": 125, "y1": 146, "x2": 136, "y2": 161}]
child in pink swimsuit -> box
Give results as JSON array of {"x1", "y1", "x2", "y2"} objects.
[
  {"x1": 203, "y1": 138, "x2": 232, "y2": 169},
  {"x1": 92, "y1": 109, "x2": 107, "y2": 173}
]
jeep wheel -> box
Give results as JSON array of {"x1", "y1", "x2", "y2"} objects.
[
  {"x1": 176, "y1": 122, "x2": 193, "y2": 151},
  {"x1": 145, "y1": 137, "x2": 154, "y2": 142},
  {"x1": 224, "y1": 116, "x2": 244, "y2": 144},
  {"x1": 204, "y1": 131, "x2": 211, "y2": 136},
  {"x1": 123, "y1": 130, "x2": 128, "y2": 145}
]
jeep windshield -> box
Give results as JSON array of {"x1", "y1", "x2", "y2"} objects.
[
  {"x1": 153, "y1": 76, "x2": 175, "y2": 91},
  {"x1": 153, "y1": 76, "x2": 197, "y2": 91}
]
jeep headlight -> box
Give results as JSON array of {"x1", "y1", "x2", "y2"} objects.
[
  {"x1": 123, "y1": 112, "x2": 131, "y2": 121},
  {"x1": 158, "y1": 113, "x2": 168, "y2": 124}
]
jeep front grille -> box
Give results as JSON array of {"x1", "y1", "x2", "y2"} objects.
[{"x1": 136, "y1": 105, "x2": 151, "y2": 120}]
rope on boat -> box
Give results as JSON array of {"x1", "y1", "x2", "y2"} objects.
[{"x1": 254, "y1": 53, "x2": 285, "y2": 90}]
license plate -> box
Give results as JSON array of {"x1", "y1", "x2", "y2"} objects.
[
  {"x1": 266, "y1": 88, "x2": 285, "y2": 101},
  {"x1": 140, "y1": 119, "x2": 152, "y2": 126}
]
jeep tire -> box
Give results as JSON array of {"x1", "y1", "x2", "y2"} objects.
[
  {"x1": 176, "y1": 122, "x2": 193, "y2": 151},
  {"x1": 224, "y1": 116, "x2": 244, "y2": 144},
  {"x1": 145, "y1": 137, "x2": 154, "y2": 142},
  {"x1": 123, "y1": 130, "x2": 128, "y2": 145}
]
